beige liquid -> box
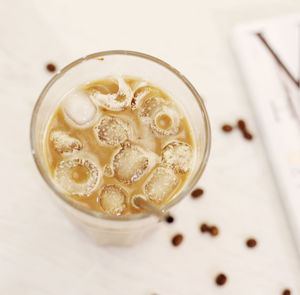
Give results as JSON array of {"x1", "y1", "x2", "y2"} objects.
[{"x1": 45, "y1": 77, "x2": 194, "y2": 215}]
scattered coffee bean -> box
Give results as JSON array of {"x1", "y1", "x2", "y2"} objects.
[
  {"x1": 222, "y1": 124, "x2": 233, "y2": 132},
  {"x1": 237, "y1": 119, "x2": 254, "y2": 140},
  {"x1": 200, "y1": 223, "x2": 219, "y2": 236},
  {"x1": 237, "y1": 119, "x2": 246, "y2": 130},
  {"x1": 200, "y1": 223, "x2": 209, "y2": 232},
  {"x1": 46, "y1": 63, "x2": 56, "y2": 72},
  {"x1": 222, "y1": 119, "x2": 254, "y2": 140},
  {"x1": 172, "y1": 234, "x2": 183, "y2": 246},
  {"x1": 191, "y1": 188, "x2": 204, "y2": 198},
  {"x1": 215, "y1": 273, "x2": 227, "y2": 286},
  {"x1": 210, "y1": 226, "x2": 219, "y2": 236},
  {"x1": 282, "y1": 289, "x2": 291, "y2": 295},
  {"x1": 246, "y1": 238, "x2": 257, "y2": 248},
  {"x1": 243, "y1": 132, "x2": 253, "y2": 140},
  {"x1": 165, "y1": 215, "x2": 174, "y2": 224}
]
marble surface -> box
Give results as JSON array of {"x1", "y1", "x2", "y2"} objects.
[{"x1": 1, "y1": 0, "x2": 300, "y2": 294}]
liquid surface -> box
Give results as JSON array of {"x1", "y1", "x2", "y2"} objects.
[{"x1": 45, "y1": 76, "x2": 194, "y2": 215}]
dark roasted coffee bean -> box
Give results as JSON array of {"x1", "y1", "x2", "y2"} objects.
[
  {"x1": 46, "y1": 63, "x2": 56, "y2": 72},
  {"x1": 237, "y1": 119, "x2": 246, "y2": 130},
  {"x1": 282, "y1": 289, "x2": 291, "y2": 295},
  {"x1": 222, "y1": 124, "x2": 233, "y2": 132},
  {"x1": 172, "y1": 234, "x2": 183, "y2": 246},
  {"x1": 237, "y1": 119, "x2": 254, "y2": 141},
  {"x1": 246, "y1": 238, "x2": 257, "y2": 248},
  {"x1": 215, "y1": 273, "x2": 227, "y2": 286},
  {"x1": 200, "y1": 223, "x2": 209, "y2": 232},
  {"x1": 200, "y1": 223, "x2": 219, "y2": 236},
  {"x1": 191, "y1": 188, "x2": 204, "y2": 198},
  {"x1": 210, "y1": 226, "x2": 219, "y2": 236},
  {"x1": 243, "y1": 132, "x2": 253, "y2": 140}
]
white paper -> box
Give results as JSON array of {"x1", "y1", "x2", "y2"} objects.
[{"x1": 233, "y1": 15, "x2": 300, "y2": 250}]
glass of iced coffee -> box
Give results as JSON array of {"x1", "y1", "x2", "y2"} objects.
[{"x1": 30, "y1": 51, "x2": 211, "y2": 246}]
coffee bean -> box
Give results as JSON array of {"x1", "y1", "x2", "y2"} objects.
[
  {"x1": 237, "y1": 119, "x2": 246, "y2": 130},
  {"x1": 243, "y1": 132, "x2": 253, "y2": 140},
  {"x1": 237, "y1": 119, "x2": 254, "y2": 141},
  {"x1": 222, "y1": 124, "x2": 233, "y2": 132},
  {"x1": 282, "y1": 289, "x2": 291, "y2": 295},
  {"x1": 165, "y1": 215, "x2": 174, "y2": 224},
  {"x1": 246, "y1": 238, "x2": 257, "y2": 248},
  {"x1": 200, "y1": 223, "x2": 209, "y2": 232},
  {"x1": 210, "y1": 226, "x2": 219, "y2": 236},
  {"x1": 200, "y1": 223, "x2": 219, "y2": 236},
  {"x1": 46, "y1": 63, "x2": 56, "y2": 72},
  {"x1": 172, "y1": 234, "x2": 183, "y2": 246},
  {"x1": 215, "y1": 273, "x2": 227, "y2": 286},
  {"x1": 191, "y1": 188, "x2": 204, "y2": 198}
]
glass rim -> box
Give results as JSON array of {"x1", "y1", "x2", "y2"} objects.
[{"x1": 30, "y1": 50, "x2": 211, "y2": 221}]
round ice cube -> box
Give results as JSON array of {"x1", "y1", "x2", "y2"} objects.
[
  {"x1": 54, "y1": 157, "x2": 101, "y2": 196},
  {"x1": 50, "y1": 130, "x2": 82, "y2": 155},
  {"x1": 112, "y1": 141, "x2": 157, "y2": 184},
  {"x1": 143, "y1": 166, "x2": 177, "y2": 204},
  {"x1": 62, "y1": 90, "x2": 99, "y2": 129},
  {"x1": 130, "y1": 83, "x2": 151, "y2": 111},
  {"x1": 98, "y1": 184, "x2": 127, "y2": 215},
  {"x1": 94, "y1": 116, "x2": 129, "y2": 146},
  {"x1": 138, "y1": 96, "x2": 165, "y2": 121},
  {"x1": 89, "y1": 76, "x2": 133, "y2": 111},
  {"x1": 162, "y1": 141, "x2": 193, "y2": 174},
  {"x1": 150, "y1": 106, "x2": 180, "y2": 137}
]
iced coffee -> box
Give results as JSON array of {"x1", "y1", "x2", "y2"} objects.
[{"x1": 45, "y1": 76, "x2": 194, "y2": 216}]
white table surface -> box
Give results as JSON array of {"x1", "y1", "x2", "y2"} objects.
[{"x1": 1, "y1": 0, "x2": 300, "y2": 294}]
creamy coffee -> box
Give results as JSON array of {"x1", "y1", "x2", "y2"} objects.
[{"x1": 45, "y1": 76, "x2": 194, "y2": 216}]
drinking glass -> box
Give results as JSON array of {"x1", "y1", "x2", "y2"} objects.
[{"x1": 30, "y1": 50, "x2": 211, "y2": 246}]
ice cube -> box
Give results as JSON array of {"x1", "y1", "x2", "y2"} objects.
[
  {"x1": 94, "y1": 116, "x2": 129, "y2": 146},
  {"x1": 150, "y1": 106, "x2": 180, "y2": 137},
  {"x1": 131, "y1": 88, "x2": 150, "y2": 111},
  {"x1": 112, "y1": 141, "x2": 157, "y2": 184},
  {"x1": 62, "y1": 90, "x2": 99, "y2": 129},
  {"x1": 143, "y1": 166, "x2": 177, "y2": 204},
  {"x1": 54, "y1": 157, "x2": 101, "y2": 196},
  {"x1": 50, "y1": 130, "x2": 82, "y2": 155},
  {"x1": 89, "y1": 76, "x2": 133, "y2": 111},
  {"x1": 162, "y1": 141, "x2": 193, "y2": 174},
  {"x1": 138, "y1": 96, "x2": 165, "y2": 121},
  {"x1": 135, "y1": 124, "x2": 158, "y2": 152},
  {"x1": 130, "y1": 83, "x2": 151, "y2": 110},
  {"x1": 98, "y1": 184, "x2": 127, "y2": 215}
]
